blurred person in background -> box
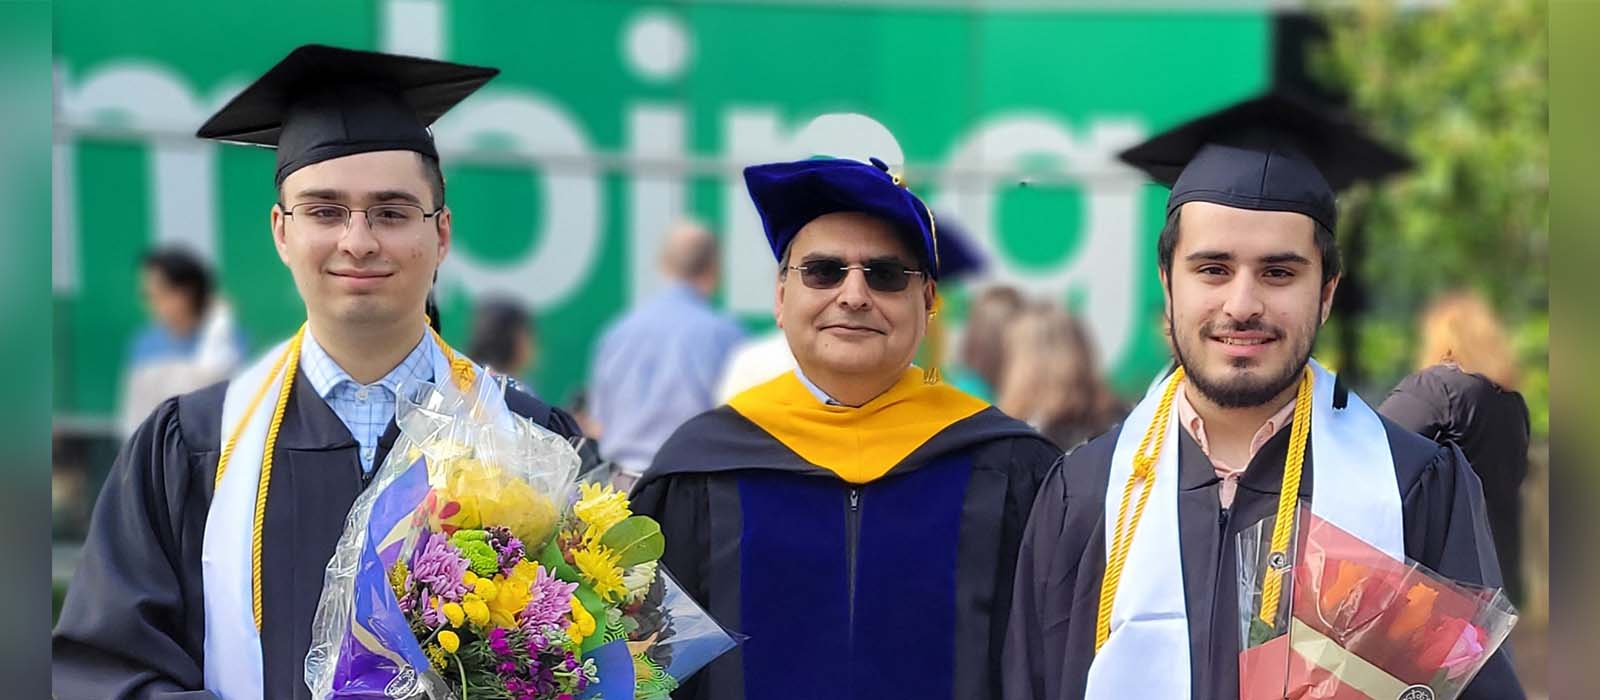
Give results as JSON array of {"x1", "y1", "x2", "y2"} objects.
[
  {"x1": 588, "y1": 218, "x2": 744, "y2": 489},
  {"x1": 995, "y1": 303, "x2": 1126, "y2": 452},
  {"x1": 117, "y1": 246, "x2": 247, "y2": 439},
  {"x1": 467, "y1": 295, "x2": 538, "y2": 384},
  {"x1": 634, "y1": 157, "x2": 1061, "y2": 700},
  {"x1": 1380, "y1": 290, "x2": 1532, "y2": 605},
  {"x1": 948, "y1": 285, "x2": 1024, "y2": 402}
]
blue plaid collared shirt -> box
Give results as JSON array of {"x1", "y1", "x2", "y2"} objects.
[{"x1": 300, "y1": 330, "x2": 436, "y2": 474}]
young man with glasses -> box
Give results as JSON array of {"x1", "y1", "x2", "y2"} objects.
[
  {"x1": 631, "y1": 156, "x2": 1063, "y2": 699},
  {"x1": 53, "y1": 45, "x2": 587, "y2": 700}
]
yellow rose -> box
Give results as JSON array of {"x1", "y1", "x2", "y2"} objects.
[
  {"x1": 437, "y1": 630, "x2": 460, "y2": 654},
  {"x1": 487, "y1": 562, "x2": 539, "y2": 629},
  {"x1": 474, "y1": 577, "x2": 500, "y2": 602}
]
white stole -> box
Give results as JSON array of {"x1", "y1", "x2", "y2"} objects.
[
  {"x1": 1084, "y1": 359, "x2": 1403, "y2": 700},
  {"x1": 201, "y1": 334, "x2": 457, "y2": 699}
]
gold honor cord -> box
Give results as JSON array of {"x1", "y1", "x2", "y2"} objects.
[
  {"x1": 1256, "y1": 368, "x2": 1315, "y2": 625},
  {"x1": 1093, "y1": 366, "x2": 1316, "y2": 653},
  {"x1": 212, "y1": 323, "x2": 478, "y2": 630},
  {"x1": 1095, "y1": 366, "x2": 1185, "y2": 652}
]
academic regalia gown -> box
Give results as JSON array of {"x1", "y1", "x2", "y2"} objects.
[
  {"x1": 1002, "y1": 412, "x2": 1524, "y2": 700},
  {"x1": 631, "y1": 370, "x2": 1063, "y2": 700},
  {"x1": 52, "y1": 370, "x2": 588, "y2": 700}
]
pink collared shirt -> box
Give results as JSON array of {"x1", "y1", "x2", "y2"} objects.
[{"x1": 1173, "y1": 380, "x2": 1296, "y2": 508}]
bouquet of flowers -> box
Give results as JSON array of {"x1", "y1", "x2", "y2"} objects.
[
  {"x1": 1237, "y1": 506, "x2": 1517, "y2": 700},
  {"x1": 305, "y1": 372, "x2": 735, "y2": 699}
]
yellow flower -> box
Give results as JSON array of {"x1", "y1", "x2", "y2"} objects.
[
  {"x1": 438, "y1": 457, "x2": 559, "y2": 545},
  {"x1": 437, "y1": 630, "x2": 460, "y2": 654},
  {"x1": 423, "y1": 643, "x2": 448, "y2": 670},
  {"x1": 474, "y1": 577, "x2": 500, "y2": 602},
  {"x1": 442, "y1": 601, "x2": 465, "y2": 628},
  {"x1": 574, "y1": 482, "x2": 631, "y2": 536},
  {"x1": 463, "y1": 593, "x2": 491, "y2": 627},
  {"x1": 462, "y1": 570, "x2": 479, "y2": 587},
  {"x1": 487, "y1": 561, "x2": 539, "y2": 629},
  {"x1": 572, "y1": 544, "x2": 627, "y2": 602},
  {"x1": 568, "y1": 595, "x2": 596, "y2": 645},
  {"x1": 387, "y1": 561, "x2": 410, "y2": 599}
]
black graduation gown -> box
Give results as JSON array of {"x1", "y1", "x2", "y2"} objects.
[
  {"x1": 52, "y1": 370, "x2": 587, "y2": 700},
  {"x1": 631, "y1": 403, "x2": 1062, "y2": 700},
  {"x1": 1002, "y1": 411, "x2": 1524, "y2": 700}
]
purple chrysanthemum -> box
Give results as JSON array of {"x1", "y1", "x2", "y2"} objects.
[
  {"x1": 418, "y1": 599, "x2": 445, "y2": 628},
  {"x1": 409, "y1": 531, "x2": 472, "y2": 602},
  {"x1": 520, "y1": 565, "x2": 579, "y2": 632}
]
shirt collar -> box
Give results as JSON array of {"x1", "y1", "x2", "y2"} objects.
[
  {"x1": 1173, "y1": 378, "x2": 1297, "y2": 477},
  {"x1": 300, "y1": 328, "x2": 435, "y2": 399},
  {"x1": 792, "y1": 365, "x2": 841, "y2": 406}
]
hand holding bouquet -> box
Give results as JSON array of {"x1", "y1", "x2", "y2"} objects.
[{"x1": 306, "y1": 374, "x2": 734, "y2": 699}]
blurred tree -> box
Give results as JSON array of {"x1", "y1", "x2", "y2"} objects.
[{"x1": 1312, "y1": 0, "x2": 1548, "y2": 438}]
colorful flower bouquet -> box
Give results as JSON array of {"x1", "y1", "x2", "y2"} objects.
[
  {"x1": 306, "y1": 373, "x2": 735, "y2": 699},
  {"x1": 1237, "y1": 506, "x2": 1517, "y2": 700}
]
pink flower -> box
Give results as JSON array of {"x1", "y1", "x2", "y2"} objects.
[{"x1": 1443, "y1": 622, "x2": 1488, "y2": 680}]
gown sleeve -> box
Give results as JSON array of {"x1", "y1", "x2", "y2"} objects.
[
  {"x1": 629, "y1": 471, "x2": 714, "y2": 700},
  {"x1": 52, "y1": 397, "x2": 217, "y2": 700},
  {"x1": 1002, "y1": 457, "x2": 1073, "y2": 700}
]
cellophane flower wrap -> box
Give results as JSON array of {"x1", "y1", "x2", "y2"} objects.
[
  {"x1": 306, "y1": 373, "x2": 735, "y2": 700},
  {"x1": 1237, "y1": 505, "x2": 1517, "y2": 700}
]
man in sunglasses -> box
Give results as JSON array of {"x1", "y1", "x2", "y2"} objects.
[{"x1": 631, "y1": 156, "x2": 1063, "y2": 699}]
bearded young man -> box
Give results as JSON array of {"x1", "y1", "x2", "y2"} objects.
[{"x1": 1001, "y1": 93, "x2": 1523, "y2": 700}]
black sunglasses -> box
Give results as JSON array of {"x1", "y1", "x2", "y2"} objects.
[{"x1": 788, "y1": 257, "x2": 926, "y2": 292}]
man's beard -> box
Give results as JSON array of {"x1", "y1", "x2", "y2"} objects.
[{"x1": 1170, "y1": 314, "x2": 1316, "y2": 409}]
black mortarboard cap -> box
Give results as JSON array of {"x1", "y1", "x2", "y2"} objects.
[
  {"x1": 196, "y1": 44, "x2": 499, "y2": 185},
  {"x1": 1117, "y1": 90, "x2": 1410, "y2": 231}
]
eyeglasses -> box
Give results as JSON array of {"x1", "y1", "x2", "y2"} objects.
[
  {"x1": 787, "y1": 258, "x2": 925, "y2": 292},
  {"x1": 282, "y1": 202, "x2": 442, "y2": 232}
]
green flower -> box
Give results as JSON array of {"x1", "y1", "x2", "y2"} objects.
[{"x1": 451, "y1": 531, "x2": 500, "y2": 577}]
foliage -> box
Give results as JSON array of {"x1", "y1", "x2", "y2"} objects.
[{"x1": 1313, "y1": 0, "x2": 1548, "y2": 437}]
